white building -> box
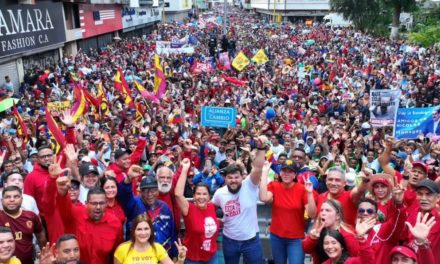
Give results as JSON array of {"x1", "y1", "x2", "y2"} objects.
[
  {"x1": 164, "y1": 0, "x2": 193, "y2": 21},
  {"x1": 251, "y1": 0, "x2": 330, "y2": 21}
]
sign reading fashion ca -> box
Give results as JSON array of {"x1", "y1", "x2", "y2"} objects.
[{"x1": 0, "y1": 1, "x2": 66, "y2": 58}]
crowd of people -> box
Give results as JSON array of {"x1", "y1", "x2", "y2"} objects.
[{"x1": 0, "y1": 4, "x2": 439, "y2": 264}]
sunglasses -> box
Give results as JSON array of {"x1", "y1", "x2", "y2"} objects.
[{"x1": 358, "y1": 208, "x2": 375, "y2": 215}]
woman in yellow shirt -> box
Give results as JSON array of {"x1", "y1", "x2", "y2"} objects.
[{"x1": 114, "y1": 215, "x2": 187, "y2": 264}]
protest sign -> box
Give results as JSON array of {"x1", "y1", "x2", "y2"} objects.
[
  {"x1": 395, "y1": 106, "x2": 440, "y2": 139},
  {"x1": 201, "y1": 106, "x2": 237, "y2": 128},
  {"x1": 369, "y1": 90, "x2": 401, "y2": 127},
  {"x1": 232, "y1": 51, "x2": 250, "y2": 71},
  {"x1": 156, "y1": 41, "x2": 195, "y2": 54},
  {"x1": 219, "y1": 52, "x2": 231, "y2": 70},
  {"x1": 47, "y1": 101, "x2": 71, "y2": 116},
  {"x1": 252, "y1": 49, "x2": 269, "y2": 65}
]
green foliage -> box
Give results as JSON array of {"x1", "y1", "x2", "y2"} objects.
[{"x1": 408, "y1": 25, "x2": 440, "y2": 47}]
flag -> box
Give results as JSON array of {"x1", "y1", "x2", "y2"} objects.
[
  {"x1": 12, "y1": 105, "x2": 29, "y2": 144},
  {"x1": 114, "y1": 68, "x2": 134, "y2": 108},
  {"x1": 154, "y1": 54, "x2": 166, "y2": 98},
  {"x1": 96, "y1": 81, "x2": 110, "y2": 115},
  {"x1": 232, "y1": 51, "x2": 250, "y2": 71},
  {"x1": 252, "y1": 49, "x2": 269, "y2": 65},
  {"x1": 168, "y1": 110, "x2": 182, "y2": 124},
  {"x1": 71, "y1": 83, "x2": 87, "y2": 123},
  {"x1": 134, "y1": 80, "x2": 160, "y2": 103},
  {"x1": 46, "y1": 109, "x2": 66, "y2": 154},
  {"x1": 135, "y1": 102, "x2": 144, "y2": 122},
  {"x1": 83, "y1": 89, "x2": 100, "y2": 109},
  {"x1": 222, "y1": 74, "x2": 248, "y2": 87},
  {"x1": 265, "y1": 149, "x2": 275, "y2": 163}
]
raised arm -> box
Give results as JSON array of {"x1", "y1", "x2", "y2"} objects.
[
  {"x1": 350, "y1": 169, "x2": 372, "y2": 204},
  {"x1": 174, "y1": 158, "x2": 191, "y2": 216},
  {"x1": 378, "y1": 137, "x2": 397, "y2": 178},
  {"x1": 117, "y1": 164, "x2": 143, "y2": 219},
  {"x1": 249, "y1": 135, "x2": 269, "y2": 185},
  {"x1": 259, "y1": 161, "x2": 273, "y2": 203}
]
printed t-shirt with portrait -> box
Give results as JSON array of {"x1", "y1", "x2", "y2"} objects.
[
  {"x1": 212, "y1": 176, "x2": 259, "y2": 240},
  {"x1": 183, "y1": 202, "x2": 219, "y2": 261}
]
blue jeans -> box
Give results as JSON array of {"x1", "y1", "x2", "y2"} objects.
[
  {"x1": 185, "y1": 255, "x2": 218, "y2": 264},
  {"x1": 270, "y1": 233, "x2": 304, "y2": 264},
  {"x1": 222, "y1": 234, "x2": 264, "y2": 264}
]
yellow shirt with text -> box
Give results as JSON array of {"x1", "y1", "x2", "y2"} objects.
[{"x1": 114, "y1": 242, "x2": 168, "y2": 264}]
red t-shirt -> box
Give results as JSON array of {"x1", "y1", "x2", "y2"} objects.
[
  {"x1": 317, "y1": 191, "x2": 357, "y2": 227},
  {"x1": 0, "y1": 210, "x2": 43, "y2": 264},
  {"x1": 268, "y1": 182, "x2": 309, "y2": 239},
  {"x1": 183, "y1": 202, "x2": 219, "y2": 262},
  {"x1": 105, "y1": 201, "x2": 126, "y2": 226}
]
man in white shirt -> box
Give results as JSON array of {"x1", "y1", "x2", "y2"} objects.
[
  {"x1": 78, "y1": 163, "x2": 100, "y2": 204},
  {"x1": 212, "y1": 136, "x2": 267, "y2": 264},
  {"x1": 0, "y1": 171, "x2": 39, "y2": 214}
]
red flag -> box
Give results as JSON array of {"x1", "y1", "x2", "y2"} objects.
[
  {"x1": 114, "y1": 68, "x2": 134, "y2": 108},
  {"x1": 222, "y1": 74, "x2": 248, "y2": 87},
  {"x1": 83, "y1": 89, "x2": 100, "y2": 109}
]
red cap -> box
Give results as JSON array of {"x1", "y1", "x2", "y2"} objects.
[
  {"x1": 389, "y1": 246, "x2": 416, "y2": 261},
  {"x1": 412, "y1": 161, "x2": 428, "y2": 174}
]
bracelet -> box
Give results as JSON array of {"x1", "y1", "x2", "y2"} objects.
[
  {"x1": 178, "y1": 256, "x2": 186, "y2": 261},
  {"x1": 256, "y1": 146, "x2": 268, "y2": 151},
  {"x1": 402, "y1": 176, "x2": 410, "y2": 180},
  {"x1": 414, "y1": 239, "x2": 430, "y2": 246}
]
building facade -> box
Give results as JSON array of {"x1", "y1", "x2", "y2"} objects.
[{"x1": 0, "y1": 0, "x2": 164, "y2": 89}]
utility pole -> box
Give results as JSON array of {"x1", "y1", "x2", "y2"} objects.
[{"x1": 223, "y1": 0, "x2": 227, "y2": 35}]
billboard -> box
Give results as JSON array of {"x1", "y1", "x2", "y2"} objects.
[
  {"x1": 0, "y1": 1, "x2": 66, "y2": 58},
  {"x1": 79, "y1": 4, "x2": 123, "y2": 39}
]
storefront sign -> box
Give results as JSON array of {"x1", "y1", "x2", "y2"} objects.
[
  {"x1": 0, "y1": 1, "x2": 66, "y2": 58},
  {"x1": 122, "y1": 7, "x2": 161, "y2": 29}
]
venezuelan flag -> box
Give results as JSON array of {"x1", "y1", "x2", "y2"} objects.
[
  {"x1": 96, "y1": 81, "x2": 110, "y2": 115},
  {"x1": 265, "y1": 149, "x2": 275, "y2": 163},
  {"x1": 154, "y1": 54, "x2": 166, "y2": 98},
  {"x1": 12, "y1": 105, "x2": 29, "y2": 145},
  {"x1": 114, "y1": 68, "x2": 134, "y2": 108},
  {"x1": 71, "y1": 83, "x2": 87, "y2": 123},
  {"x1": 168, "y1": 110, "x2": 182, "y2": 124}
]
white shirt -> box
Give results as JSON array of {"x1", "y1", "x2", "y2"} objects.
[
  {"x1": 212, "y1": 177, "x2": 259, "y2": 240},
  {"x1": 79, "y1": 185, "x2": 90, "y2": 204}
]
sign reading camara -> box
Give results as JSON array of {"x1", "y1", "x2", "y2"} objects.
[{"x1": 0, "y1": 1, "x2": 66, "y2": 58}]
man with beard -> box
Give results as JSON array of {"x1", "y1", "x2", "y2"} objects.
[
  {"x1": 39, "y1": 234, "x2": 82, "y2": 264},
  {"x1": 0, "y1": 227, "x2": 21, "y2": 264},
  {"x1": 156, "y1": 165, "x2": 181, "y2": 232},
  {"x1": 212, "y1": 136, "x2": 267, "y2": 264},
  {"x1": 118, "y1": 171, "x2": 178, "y2": 258},
  {"x1": 0, "y1": 186, "x2": 47, "y2": 263}
]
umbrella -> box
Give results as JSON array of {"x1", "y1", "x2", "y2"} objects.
[{"x1": 0, "y1": 98, "x2": 20, "y2": 112}]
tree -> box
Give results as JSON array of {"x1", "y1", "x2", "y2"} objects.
[{"x1": 330, "y1": 0, "x2": 417, "y2": 39}]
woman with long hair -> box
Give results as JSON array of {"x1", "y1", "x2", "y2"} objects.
[
  {"x1": 101, "y1": 176, "x2": 126, "y2": 225},
  {"x1": 114, "y1": 214, "x2": 187, "y2": 264},
  {"x1": 303, "y1": 199, "x2": 360, "y2": 264},
  {"x1": 175, "y1": 158, "x2": 219, "y2": 264},
  {"x1": 259, "y1": 160, "x2": 316, "y2": 264},
  {"x1": 366, "y1": 173, "x2": 394, "y2": 222}
]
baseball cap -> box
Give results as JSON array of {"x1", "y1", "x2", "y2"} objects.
[
  {"x1": 412, "y1": 161, "x2": 428, "y2": 174},
  {"x1": 389, "y1": 246, "x2": 416, "y2": 261},
  {"x1": 29, "y1": 149, "x2": 38, "y2": 157},
  {"x1": 280, "y1": 159, "x2": 299, "y2": 172},
  {"x1": 79, "y1": 163, "x2": 99, "y2": 176},
  {"x1": 345, "y1": 172, "x2": 356, "y2": 187},
  {"x1": 415, "y1": 179, "x2": 440, "y2": 194},
  {"x1": 139, "y1": 176, "x2": 158, "y2": 189},
  {"x1": 70, "y1": 179, "x2": 81, "y2": 189}
]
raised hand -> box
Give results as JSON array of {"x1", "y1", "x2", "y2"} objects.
[
  {"x1": 60, "y1": 109, "x2": 75, "y2": 127},
  {"x1": 127, "y1": 164, "x2": 143, "y2": 181},
  {"x1": 392, "y1": 182, "x2": 405, "y2": 205},
  {"x1": 356, "y1": 217, "x2": 376, "y2": 237},
  {"x1": 64, "y1": 144, "x2": 78, "y2": 162},
  {"x1": 38, "y1": 242, "x2": 56, "y2": 264},
  {"x1": 310, "y1": 222, "x2": 325, "y2": 239},
  {"x1": 305, "y1": 175, "x2": 314, "y2": 194},
  {"x1": 56, "y1": 176, "x2": 71, "y2": 196},
  {"x1": 255, "y1": 135, "x2": 269, "y2": 149},
  {"x1": 140, "y1": 125, "x2": 150, "y2": 135},
  {"x1": 181, "y1": 158, "x2": 191, "y2": 171},
  {"x1": 48, "y1": 155, "x2": 70, "y2": 178},
  {"x1": 174, "y1": 238, "x2": 188, "y2": 261},
  {"x1": 405, "y1": 212, "x2": 436, "y2": 244}
]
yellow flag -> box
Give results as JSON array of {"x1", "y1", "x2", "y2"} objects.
[
  {"x1": 252, "y1": 49, "x2": 269, "y2": 65},
  {"x1": 232, "y1": 51, "x2": 250, "y2": 71}
]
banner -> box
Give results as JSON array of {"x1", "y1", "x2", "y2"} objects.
[
  {"x1": 156, "y1": 41, "x2": 195, "y2": 55},
  {"x1": 219, "y1": 52, "x2": 231, "y2": 70},
  {"x1": 252, "y1": 49, "x2": 269, "y2": 65},
  {"x1": 191, "y1": 61, "x2": 214, "y2": 74},
  {"x1": 201, "y1": 106, "x2": 237, "y2": 128},
  {"x1": 47, "y1": 101, "x2": 71, "y2": 116},
  {"x1": 369, "y1": 90, "x2": 401, "y2": 127},
  {"x1": 232, "y1": 51, "x2": 250, "y2": 71},
  {"x1": 395, "y1": 106, "x2": 440, "y2": 139}
]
